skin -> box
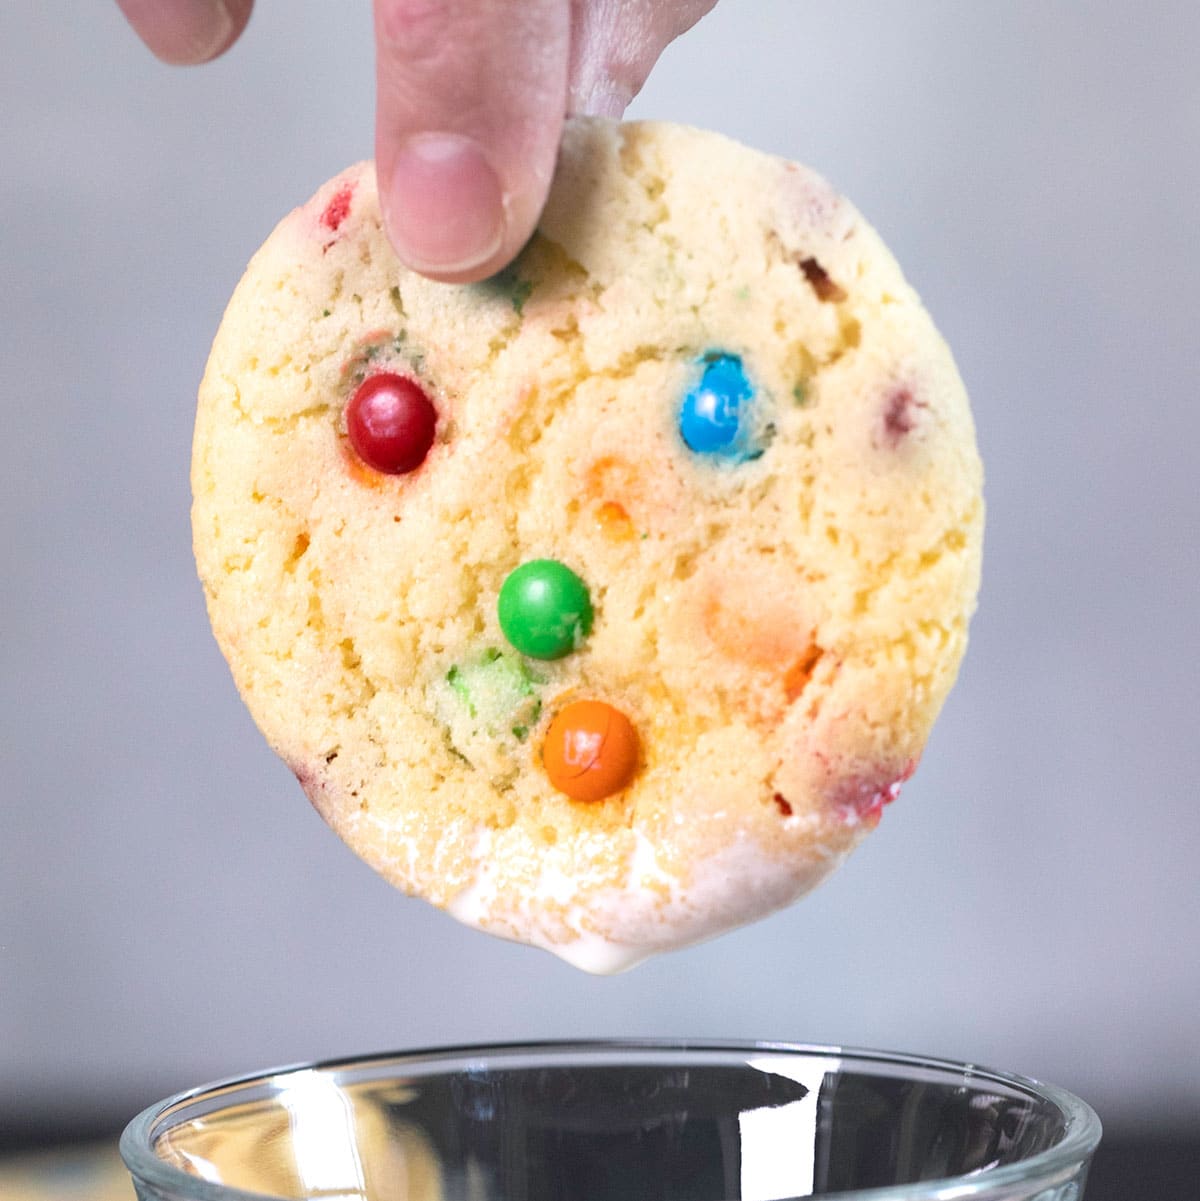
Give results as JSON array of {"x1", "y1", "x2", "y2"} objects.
[{"x1": 116, "y1": 0, "x2": 717, "y2": 282}]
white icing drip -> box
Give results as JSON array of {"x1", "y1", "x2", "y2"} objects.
[{"x1": 446, "y1": 829, "x2": 842, "y2": 974}]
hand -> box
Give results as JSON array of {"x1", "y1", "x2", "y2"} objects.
[{"x1": 117, "y1": 0, "x2": 717, "y2": 282}]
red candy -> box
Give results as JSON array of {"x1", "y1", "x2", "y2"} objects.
[
  {"x1": 880, "y1": 387, "x2": 928, "y2": 447},
  {"x1": 832, "y1": 758, "x2": 918, "y2": 828},
  {"x1": 321, "y1": 184, "x2": 354, "y2": 232},
  {"x1": 346, "y1": 373, "x2": 437, "y2": 475}
]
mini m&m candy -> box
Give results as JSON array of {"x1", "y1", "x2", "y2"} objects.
[
  {"x1": 346, "y1": 372, "x2": 437, "y2": 474},
  {"x1": 678, "y1": 352, "x2": 761, "y2": 461},
  {"x1": 542, "y1": 700, "x2": 639, "y2": 802},
  {"x1": 498, "y1": 559, "x2": 593, "y2": 660},
  {"x1": 445, "y1": 648, "x2": 543, "y2": 742}
]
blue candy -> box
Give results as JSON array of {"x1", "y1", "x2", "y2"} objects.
[{"x1": 679, "y1": 353, "x2": 760, "y2": 460}]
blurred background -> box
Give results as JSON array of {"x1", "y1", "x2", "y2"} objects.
[{"x1": 2, "y1": 2, "x2": 1198, "y2": 1197}]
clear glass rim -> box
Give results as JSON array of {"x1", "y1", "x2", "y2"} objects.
[{"x1": 120, "y1": 1038, "x2": 1102, "y2": 1201}]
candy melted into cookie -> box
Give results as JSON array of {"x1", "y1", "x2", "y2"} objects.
[{"x1": 193, "y1": 118, "x2": 983, "y2": 972}]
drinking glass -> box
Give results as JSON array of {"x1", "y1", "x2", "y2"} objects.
[{"x1": 121, "y1": 1040, "x2": 1100, "y2": 1200}]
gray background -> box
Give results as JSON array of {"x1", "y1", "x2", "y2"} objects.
[{"x1": 2, "y1": 1, "x2": 1197, "y2": 1132}]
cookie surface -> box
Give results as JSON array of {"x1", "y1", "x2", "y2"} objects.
[{"x1": 194, "y1": 118, "x2": 982, "y2": 971}]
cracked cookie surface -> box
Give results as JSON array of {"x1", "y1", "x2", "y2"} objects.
[{"x1": 193, "y1": 117, "x2": 983, "y2": 971}]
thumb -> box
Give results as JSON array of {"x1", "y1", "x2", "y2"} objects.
[{"x1": 373, "y1": 0, "x2": 571, "y2": 283}]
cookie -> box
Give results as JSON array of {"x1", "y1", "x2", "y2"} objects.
[{"x1": 193, "y1": 118, "x2": 983, "y2": 972}]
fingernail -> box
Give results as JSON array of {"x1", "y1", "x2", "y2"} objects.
[
  {"x1": 190, "y1": 0, "x2": 234, "y2": 61},
  {"x1": 385, "y1": 133, "x2": 506, "y2": 276},
  {"x1": 153, "y1": 0, "x2": 234, "y2": 64},
  {"x1": 207, "y1": 1, "x2": 234, "y2": 43}
]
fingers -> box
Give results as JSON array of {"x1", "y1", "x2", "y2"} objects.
[
  {"x1": 567, "y1": 0, "x2": 717, "y2": 115},
  {"x1": 373, "y1": 0, "x2": 571, "y2": 282},
  {"x1": 119, "y1": 0, "x2": 708, "y2": 280},
  {"x1": 116, "y1": 0, "x2": 254, "y2": 66}
]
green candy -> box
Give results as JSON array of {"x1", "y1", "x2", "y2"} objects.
[
  {"x1": 445, "y1": 649, "x2": 542, "y2": 741},
  {"x1": 498, "y1": 559, "x2": 593, "y2": 660}
]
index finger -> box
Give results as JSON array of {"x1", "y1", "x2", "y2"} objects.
[
  {"x1": 116, "y1": 0, "x2": 254, "y2": 65},
  {"x1": 372, "y1": 0, "x2": 571, "y2": 282}
]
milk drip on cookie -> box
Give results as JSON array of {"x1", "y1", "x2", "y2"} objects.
[{"x1": 192, "y1": 119, "x2": 982, "y2": 971}]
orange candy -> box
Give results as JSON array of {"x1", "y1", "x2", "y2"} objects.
[
  {"x1": 542, "y1": 700, "x2": 639, "y2": 802},
  {"x1": 595, "y1": 500, "x2": 635, "y2": 542}
]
